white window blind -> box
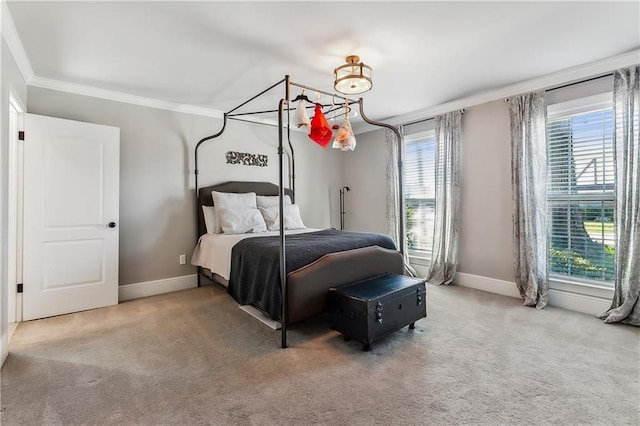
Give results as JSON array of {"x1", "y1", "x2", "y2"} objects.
[
  {"x1": 404, "y1": 132, "x2": 436, "y2": 256},
  {"x1": 547, "y1": 98, "x2": 615, "y2": 285}
]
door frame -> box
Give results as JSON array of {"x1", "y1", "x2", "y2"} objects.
[{"x1": 7, "y1": 90, "x2": 25, "y2": 330}]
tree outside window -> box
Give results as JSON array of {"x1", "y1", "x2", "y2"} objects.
[
  {"x1": 547, "y1": 107, "x2": 615, "y2": 284},
  {"x1": 404, "y1": 132, "x2": 436, "y2": 257}
]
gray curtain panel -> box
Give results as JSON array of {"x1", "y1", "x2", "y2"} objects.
[
  {"x1": 599, "y1": 65, "x2": 640, "y2": 326},
  {"x1": 385, "y1": 128, "x2": 401, "y2": 245},
  {"x1": 426, "y1": 111, "x2": 462, "y2": 285},
  {"x1": 385, "y1": 129, "x2": 416, "y2": 276},
  {"x1": 509, "y1": 92, "x2": 549, "y2": 309}
]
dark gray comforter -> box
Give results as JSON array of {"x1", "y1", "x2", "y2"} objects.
[{"x1": 227, "y1": 229, "x2": 397, "y2": 321}]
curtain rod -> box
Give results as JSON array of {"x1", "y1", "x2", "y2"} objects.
[
  {"x1": 504, "y1": 72, "x2": 615, "y2": 103},
  {"x1": 402, "y1": 116, "x2": 435, "y2": 127},
  {"x1": 544, "y1": 72, "x2": 613, "y2": 93},
  {"x1": 401, "y1": 109, "x2": 466, "y2": 128}
]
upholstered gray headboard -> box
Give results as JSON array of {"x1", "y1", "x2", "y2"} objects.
[{"x1": 197, "y1": 181, "x2": 294, "y2": 237}]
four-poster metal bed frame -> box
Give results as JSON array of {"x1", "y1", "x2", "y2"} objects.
[{"x1": 194, "y1": 75, "x2": 405, "y2": 348}]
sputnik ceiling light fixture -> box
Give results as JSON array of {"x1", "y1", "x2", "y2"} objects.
[{"x1": 333, "y1": 55, "x2": 373, "y2": 95}]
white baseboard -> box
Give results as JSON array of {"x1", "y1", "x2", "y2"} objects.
[
  {"x1": 1, "y1": 333, "x2": 8, "y2": 367},
  {"x1": 453, "y1": 272, "x2": 522, "y2": 299},
  {"x1": 547, "y1": 288, "x2": 610, "y2": 317},
  {"x1": 118, "y1": 274, "x2": 198, "y2": 302},
  {"x1": 8, "y1": 322, "x2": 18, "y2": 342},
  {"x1": 453, "y1": 272, "x2": 611, "y2": 317}
]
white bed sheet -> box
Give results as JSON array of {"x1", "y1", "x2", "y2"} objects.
[{"x1": 191, "y1": 228, "x2": 322, "y2": 282}]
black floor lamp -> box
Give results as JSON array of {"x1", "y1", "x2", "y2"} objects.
[{"x1": 339, "y1": 186, "x2": 350, "y2": 230}]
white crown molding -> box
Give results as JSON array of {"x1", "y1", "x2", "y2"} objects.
[
  {"x1": 30, "y1": 75, "x2": 225, "y2": 118},
  {"x1": 354, "y1": 49, "x2": 640, "y2": 134},
  {"x1": 1, "y1": 1, "x2": 35, "y2": 83}
]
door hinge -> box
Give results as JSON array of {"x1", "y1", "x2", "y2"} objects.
[
  {"x1": 17, "y1": 283, "x2": 23, "y2": 293},
  {"x1": 18, "y1": 131, "x2": 25, "y2": 141}
]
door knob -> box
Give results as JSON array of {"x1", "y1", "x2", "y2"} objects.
[{"x1": 108, "y1": 222, "x2": 117, "y2": 228}]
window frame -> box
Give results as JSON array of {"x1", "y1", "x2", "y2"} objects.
[
  {"x1": 546, "y1": 92, "x2": 615, "y2": 293},
  {"x1": 403, "y1": 129, "x2": 437, "y2": 263}
]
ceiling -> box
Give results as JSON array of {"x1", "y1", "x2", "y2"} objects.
[{"x1": 6, "y1": 1, "x2": 640, "y2": 126}]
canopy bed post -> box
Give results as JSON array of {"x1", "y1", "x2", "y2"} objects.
[
  {"x1": 278, "y1": 75, "x2": 290, "y2": 348},
  {"x1": 284, "y1": 83, "x2": 295, "y2": 203},
  {"x1": 358, "y1": 100, "x2": 405, "y2": 257},
  {"x1": 194, "y1": 113, "x2": 228, "y2": 209},
  {"x1": 194, "y1": 113, "x2": 228, "y2": 287}
]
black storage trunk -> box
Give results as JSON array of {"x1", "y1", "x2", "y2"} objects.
[{"x1": 329, "y1": 273, "x2": 427, "y2": 351}]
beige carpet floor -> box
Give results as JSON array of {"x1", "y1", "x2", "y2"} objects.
[{"x1": 1, "y1": 283, "x2": 638, "y2": 425}]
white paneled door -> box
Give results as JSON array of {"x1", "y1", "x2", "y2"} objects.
[{"x1": 23, "y1": 114, "x2": 120, "y2": 321}]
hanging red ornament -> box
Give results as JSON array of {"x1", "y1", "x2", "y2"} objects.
[{"x1": 308, "y1": 104, "x2": 332, "y2": 148}]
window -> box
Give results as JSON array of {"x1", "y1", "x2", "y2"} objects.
[
  {"x1": 404, "y1": 131, "x2": 436, "y2": 257},
  {"x1": 547, "y1": 94, "x2": 615, "y2": 286}
]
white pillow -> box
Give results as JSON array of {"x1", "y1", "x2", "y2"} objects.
[
  {"x1": 211, "y1": 191, "x2": 257, "y2": 233},
  {"x1": 217, "y1": 207, "x2": 267, "y2": 234},
  {"x1": 256, "y1": 194, "x2": 292, "y2": 208},
  {"x1": 202, "y1": 205, "x2": 218, "y2": 234},
  {"x1": 258, "y1": 204, "x2": 306, "y2": 231}
]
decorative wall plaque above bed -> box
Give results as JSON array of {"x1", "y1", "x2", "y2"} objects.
[{"x1": 225, "y1": 151, "x2": 268, "y2": 167}]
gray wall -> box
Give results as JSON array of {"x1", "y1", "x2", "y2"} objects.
[
  {"x1": 457, "y1": 100, "x2": 514, "y2": 281},
  {"x1": 340, "y1": 128, "x2": 388, "y2": 234},
  {"x1": 27, "y1": 87, "x2": 343, "y2": 286},
  {"x1": 342, "y1": 100, "x2": 515, "y2": 283}
]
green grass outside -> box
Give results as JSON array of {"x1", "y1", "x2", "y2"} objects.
[{"x1": 584, "y1": 221, "x2": 615, "y2": 235}]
